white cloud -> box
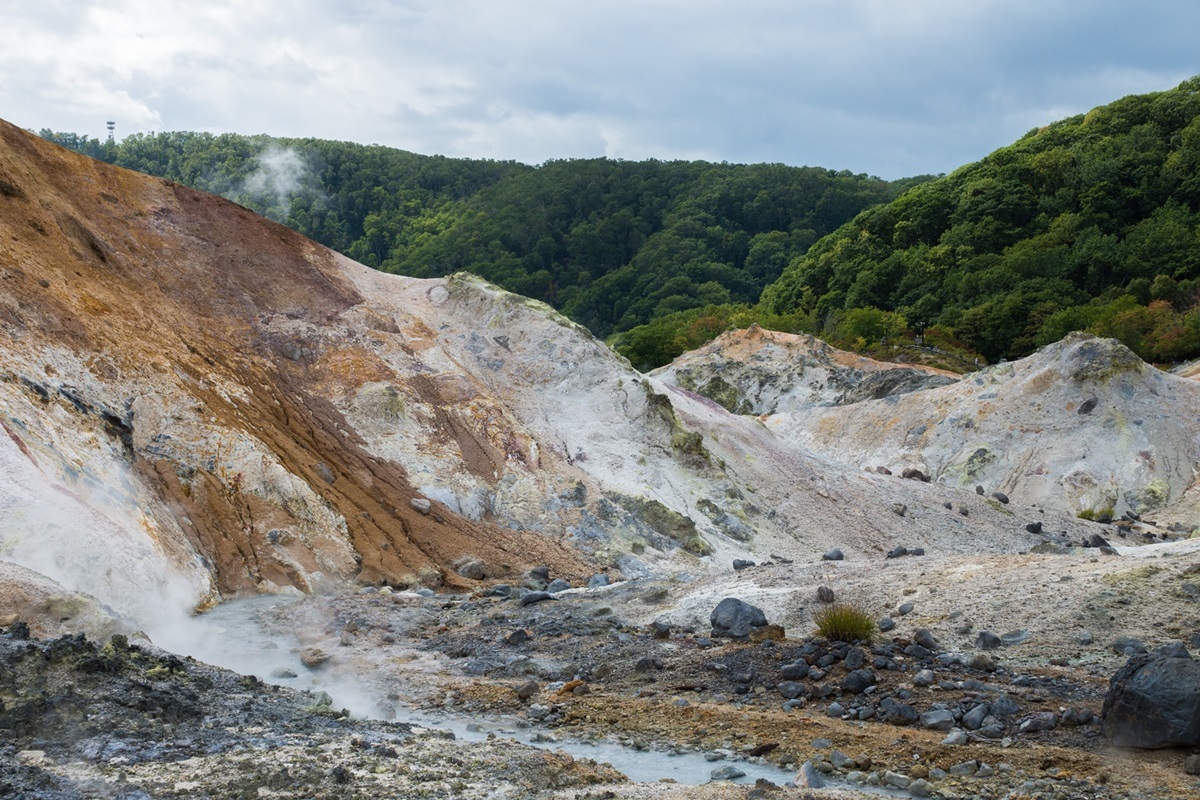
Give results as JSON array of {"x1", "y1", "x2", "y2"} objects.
[{"x1": 0, "y1": 0, "x2": 1196, "y2": 177}]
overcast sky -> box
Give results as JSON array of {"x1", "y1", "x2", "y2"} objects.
[{"x1": 2, "y1": 1, "x2": 1197, "y2": 179}]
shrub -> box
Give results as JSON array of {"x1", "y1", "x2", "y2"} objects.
[{"x1": 813, "y1": 602, "x2": 876, "y2": 642}]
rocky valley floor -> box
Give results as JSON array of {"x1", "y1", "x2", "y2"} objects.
[{"x1": 7, "y1": 533, "x2": 1197, "y2": 799}]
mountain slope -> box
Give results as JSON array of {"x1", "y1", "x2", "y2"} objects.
[
  {"x1": 761, "y1": 76, "x2": 1200, "y2": 364},
  {"x1": 0, "y1": 121, "x2": 1090, "y2": 627}
]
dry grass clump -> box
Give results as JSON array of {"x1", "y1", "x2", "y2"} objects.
[{"x1": 813, "y1": 602, "x2": 876, "y2": 642}]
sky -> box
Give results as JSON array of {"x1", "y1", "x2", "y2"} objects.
[{"x1": 2, "y1": 1, "x2": 1198, "y2": 179}]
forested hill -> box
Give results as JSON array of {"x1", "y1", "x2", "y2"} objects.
[
  {"x1": 761, "y1": 76, "x2": 1200, "y2": 364},
  {"x1": 38, "y1": 129, "x2": 921, "y2": 339}
]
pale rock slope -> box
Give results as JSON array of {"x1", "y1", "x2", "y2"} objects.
[
  {"x1": 0, "y1": 120, "x2": 1094, "y2": 627},
  {"x1": 766, "y1": 333, "x2": 1200, "y2": 523},
  {"x1": 652, "y1": 325, "x2": 956, "y2": 415}
]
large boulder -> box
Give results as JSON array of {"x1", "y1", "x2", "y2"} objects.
[
  {"x1": 1102, "y1": 650, "x2": 1200, "y2": 748},
  {"x1": 710, "y1": 597, "x2": 768, "y2": 640}
]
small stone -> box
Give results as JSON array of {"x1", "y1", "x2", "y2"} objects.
[
  {"x1": 968, "y1": 653, "x2": 997, "y2": 671},
  {"x1": 913, "y1": 669, "x2": 935, "y2": 687},
  {"x1": 897, "y1": 602, "x2": 914, "y2": 616},
  {"x1": 546, "y1": 578, "x2": 571, "y2": 593},
  {"x1": 963, "y1": 704, "x2": 988, "y2": 730},
  {"x1": 587, "y1": 573, "x2": 610, "y2": 588},
  {"x1": 1025, "y1": 521, "x2": 1043, "y2": 533},
  {"x1": 892, "y1": 503, "x2": 907, "y2": 517},
  {"x1": 992, "y1": 492, "x2": 1009, "y2": 504},
  {"x1": 410, "y1": 497, "x2": 432, "y2": 514},
  {"x1": 794, "y1": 762, "x2": 826, "y2": 788},
  {"x1": 710, "y1": 765, "x2": 745, "y2": 781},
  {"x1": 505, "y1": 629, "x2": 530, "y2": 646},
  {"x1": 976, "y1": 630, "x2": 1002, "y2": 650},
  {"x1": 270, "y1": 668, "x2": 298, "y2": 679},
  {"x1": 519, "y1": 591, "x2": 554, "y2": 606},
  {"x1": 920, "y1": 709, "x2": 956, "y2": 731},
  {"x1": 883, "y1": 770, "x2": 911, "y2": 789},
  {"x1": 780, "y1": 661, "x2": 810, "y2": 680},
  {"x1": 942, "y1": 729, "x2": 969, "y2": 745},
  {"x1": 908, "y1": 778, "x2": 932, "y2": 797},
  {"x1": 1184, "y1": 754, "x2": 1200, "y2": 775},
  {"x1": 887, "y1": 546, "x2": 909, "y2": 559},
  {"x1": 1019, "y1": 711, "x2": 1058, "y2": 733},
  {"x1": 810, "y1": 737, "x2": 833, "y2": 749},
  {"x1": 778, "y1": 681, "x2": 805, "y2": 699},
  {"x1": 300, "y1": 647, "x2": 330, "y2": 668},
  {"x1": 842, "y1": 668, "x2": 876, "y2": 694},
  {"x1": 732, "y1": 559, "x2": 756, "y2": 571},
  {"x1": 913, "y1": 628, "x2": 939, "y2": 650},
  {"x1": 826, "y1": 702, "x2": 845, "y2": 717},
  {"x1": 948, "y1": 760, "x2": 979, "y2": 777},
  {"x1": 878, "y1": 617, "x2": 896, "y2": 632},
  {"x1": 817, "y1": 586, "x2": 836, "y2": 603},
  {"x1": 975, "y1": 763, "x2": 995, "y2": 778},
  {"x1": 515, "y1": 680, "x2": 539, "y2": 700},
  {"x1": 455, "y1": 557, "x2": 485, "y2": 580},
  {"x1": 822, "y1": 549, "x2": 844, "y2": 561}
]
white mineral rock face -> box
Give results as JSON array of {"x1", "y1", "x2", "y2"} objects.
[{"x1": 765, "y1": 332, "x2": 1200, "y2": 523}]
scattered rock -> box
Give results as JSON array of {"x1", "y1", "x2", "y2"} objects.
[
  {"x1": 1025, "y1": 521, "x2": 1043, "y2": 533},
  {"x1": 710, "y1": 765, "x2": 745, "y2": 781},
  {"x1": 300, "y1": 647, "x2": 330, "y2": 668},
  {"x1": 515, "y1": 680, "x2": 539, "y2": 700},
  {"x1": 732, "y1": 559, "x2": 756, "y2": 571},
  {"x1": 878, "y1": 617, "x2": 896, "y2": 632},
  {"x1": 546, "y1": 578, "x2": 571, "y2": 593},
  {"x1": 794, "y1": 762, "x2": 826, "y2": 789},
  {"x1": 1018, "y1": 711, "x2": 1059, "y2": 733},
  {"x1": 920, "y1": 709, "x2": 956, "y2": 731},
  {"x1": 455, "y1": 557, "x2": 486, "y2": 580},
  {"x1": 822, "y1": 549, "x2": 844, "y2": 561},
  {"x1": 976, "y1": 631, "x2": 1002, "y2": 650},
  {"x1": 913, "y1": 628, "x2": 939, "y2": 650},
  {"x1": 902, "y1": 468, "x2": 931, "y2": 482},
  {"x1": 991, "y1": 492, "x2": 1009, "y2": 504},
  {"x1": 817, "y1": 586, "x2": 836, "y2": 603},
  {"x1": 519, "y1": 591, "x2": 554, "y2": 607},
  {"x1": 892, "y1": 503, "x2": 907, "y2": 517},
  {"x1": 1184, "y1": 754, "x2": 1200, "y2": 775},
  {"x1": 897, "y1": 603, "x2": 914, "y2": 616},
  {"x1": 913, "y1": 669, "x2": 935, "y2": 687},
  {"x1": 842, "y1": 668, "x2": 876, "y2": 694},
  {"x1": 587, "y1": 573, "x2": 610, "y2": 588},
  {"x1": 505, "y1": 629, "x2": 530, "y2": 646},
  {"x1": 410, "y1": 497, "x2": 431, "y2": 514}
]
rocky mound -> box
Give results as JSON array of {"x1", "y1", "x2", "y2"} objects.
[
  {"x1": 765, "y1": 333, "x2": 1200, "y2": 523},
  {"x1": 653, "y1": 326, "x2": 957, "y2": 415}
]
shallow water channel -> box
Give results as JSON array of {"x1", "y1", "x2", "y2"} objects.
[{"x1": 162, "y1": 595, "x2": 799, "y2": 787}]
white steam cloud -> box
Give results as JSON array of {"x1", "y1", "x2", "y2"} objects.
[{"x1": 244, "y1": 143, "x2": 310, "y2": 207}]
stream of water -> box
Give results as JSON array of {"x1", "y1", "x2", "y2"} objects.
[{"x1": 160, "y1": 595, "x2": 800, "y2": 787}]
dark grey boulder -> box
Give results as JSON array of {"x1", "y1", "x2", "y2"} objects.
[
  {"x1": 817, "y1": 586, "x2": 835, "y2": 603},
  {"x1": 1025, "y1": 521, "x2": 1043, "y2": 534},
  {"x1": 991, "y1": 491, "x2": 1009, "y2": 504},
  {"x1": 546, "y1": 578, "x2": 571, "y2": 593},
  {"x1": 732, "y1": 559, "x2": 755, "y2": 571},
  {"x1": 842, "y1": 668, "x2": 876, "y2": 695},
  {"x1": 710, "y1": 597, "x2": 768, "y2": 640},
  {"x1": 1102, "y1": 652, "x2": 1200, "y2": 748},
  {"x1": 822, "y1": 549, "x2": 844, "y2": 561},
  {"x1": 878, "y1": 617, "x2": 896, "y2": 632},
  {"x1": 587, "y1": 573, "x2": 610, "y2": 588},
  {"x1": 880, "y1": 698, "x2": 919, "y2": 726},
  {"x1": 781, "y1": 661, "x2": 810, "y2": 680}
]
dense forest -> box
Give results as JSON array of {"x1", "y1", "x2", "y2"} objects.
[
  {"x1": 39, "y1": 129, "x2": 916, "y2": 344},
  {"x1": 42, "y1": 77, "x2": 1200, "y2": 370},
  {"x1": 760, "y1": 76, "x2": 1200, "y2": 365}
]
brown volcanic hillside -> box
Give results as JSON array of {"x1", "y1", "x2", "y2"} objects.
[{"x1": 0, "y1": 120, "x2": 584, "y2": 606}]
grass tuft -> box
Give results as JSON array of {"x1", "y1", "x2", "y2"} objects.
[{"x1": 813, "y1": 602, "x2": 876, "y2": 643}]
